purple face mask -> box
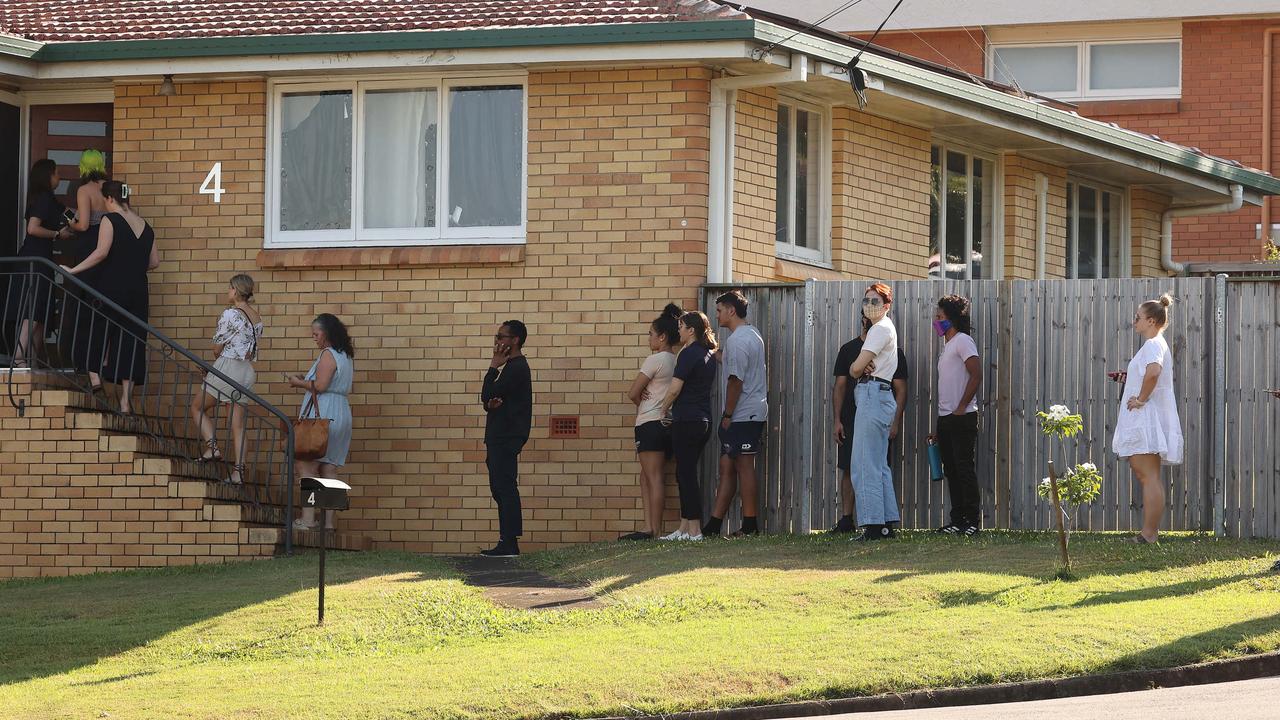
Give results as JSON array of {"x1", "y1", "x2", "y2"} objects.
[{"x1": 933, "y1": 319, "x2": 952, "y2": 337}]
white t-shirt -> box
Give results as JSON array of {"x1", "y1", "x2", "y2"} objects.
[
  {"x1": 635, "y1": 351, "x2": 676, "y2": 425},
  {"x1": 861, "y1": 316, "x2": 898, "y2": 381},
  {"x1": 937, "y1": 332, "x2": 979, "y2": 416},
  {"x1": 722, "y1": 324, "x2": 768, "y2": 422}
]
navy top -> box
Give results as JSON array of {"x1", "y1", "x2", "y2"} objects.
[
  {"x1": 832, "y1": 338, "x2": 908, "y2": 425},
  {"x1": 672, "y1": 341, "x2": 717, "y2": 422},
  {"x1": 20, "y1": 191, "x2": 66, "y2": 259}
]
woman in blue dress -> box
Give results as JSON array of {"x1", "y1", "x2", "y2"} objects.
[{"x1": 286, "y1": 313, "x2": 354, "y2": 531}]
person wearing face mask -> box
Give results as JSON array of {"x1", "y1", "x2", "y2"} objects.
[
  {"x1": 847, "y1": 283, "x2": 900, "y2": 541},
  {"x1": 1110, "y1": 294, "x2": 1182, "y2": 544},
  {"x1": 928, "y1": 295, "x2": 982, "y2": 536},
  {"x1": 829, "y1": 315, "x2": 909, "y2": 533}
]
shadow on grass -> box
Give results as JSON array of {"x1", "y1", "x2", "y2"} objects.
[
  {"x1": 530, "y1": 532, "x2": 1280, "y2": 597},
  {"x1": 1102, "y1": 611, "x2": 1280, "y2": 671},
  {"x1": 0, "y1": 551, "x2": 453, "y2": 686},
  {"x1": 1038, "y1": 569, "x2": 1274, "y2": 611}
]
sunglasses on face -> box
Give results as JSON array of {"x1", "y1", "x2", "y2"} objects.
[
  {"x1": 494, "y1": 333, "x2": 516, "y2": 341},
  {"x1": 862, "y1": 297, "x2": 885, "y2": 307}
]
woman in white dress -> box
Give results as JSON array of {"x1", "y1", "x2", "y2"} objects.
[{"x1": 1111, "y1": 293, "x2": 1183, "y2": 544}]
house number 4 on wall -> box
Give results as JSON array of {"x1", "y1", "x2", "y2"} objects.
[{"x1": 199, "y1": 162, "x2": 225, "y2": 203}]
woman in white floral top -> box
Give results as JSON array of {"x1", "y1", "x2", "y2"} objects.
[{"x1": 190, "y1": 274, "x2": 264, "y2": 485}]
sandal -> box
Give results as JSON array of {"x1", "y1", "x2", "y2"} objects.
[
  {"x1": 226, "y1": 463, "x2": 245, "y2": 485},
  {"x1": 1125, "y1": 533, "x2": 1157, "y2": 544},
  {"x1": 195, "y1": 438, "x2": 222, "y2": 462}
]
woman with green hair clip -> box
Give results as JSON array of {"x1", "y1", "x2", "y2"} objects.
[
  {"x1": 66, "y1": 149, "x2": 109, "y2": 265},
  {"x1": 62, "y1": 149, "x2": 111, "y2": 384}
]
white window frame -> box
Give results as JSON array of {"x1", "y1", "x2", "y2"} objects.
[
  {"x1": 773, "y1": 95, "x2": 832, "y2": 266},
  {"x1": 988, "y1": 39, "x2": 1181, "y2": 101},
  {"x1": 266, "y1": 73, "x2": 528, "y2": 249},
  {"x1": 1066, "y1": 177, "x2": 1130, "y2": 279},
  {"x1": 930, "y1": 141, "x2": 1003, "y2": 280}
]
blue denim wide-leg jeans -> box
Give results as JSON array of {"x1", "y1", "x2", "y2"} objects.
[{"x1": 851, "y1": 381, "x2": 900, "y2": 527}]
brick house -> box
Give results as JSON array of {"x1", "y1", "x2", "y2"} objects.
[
  {"x1": 747, "y1": 0, "x2": 1280, "y2": 266},
  {"x1": 1, "y1": 0, "x2": 1277, "y2": 576}
]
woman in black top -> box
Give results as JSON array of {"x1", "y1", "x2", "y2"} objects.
[
  {"x1": 658, "y1": 310, "x2": 718, "y2": 541},
  {"x1": 7, "y1": 159, "x2": 71, "y2": 366},
  {"x1": 63, "y1": 182, "x2": 159, "y2": 414}
]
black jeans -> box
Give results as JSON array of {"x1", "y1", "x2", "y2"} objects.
[
  {"x1": 485, "y1": 438, "x2": 525, "y2": 540},
  {"x1": 671, "y1": 420, "x2": 711, "y2": 521},
  {"x1": 937, "y1": 412, "x2": 980, "y2": 527}
]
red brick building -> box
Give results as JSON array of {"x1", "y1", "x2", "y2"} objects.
[{"x1": 751, "y1": 1, "x2": 1280, "y2": 266}]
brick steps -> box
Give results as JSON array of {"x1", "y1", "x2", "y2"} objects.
[{"x1": 1, "y1": 369, "x2": 376, "y2": 579}]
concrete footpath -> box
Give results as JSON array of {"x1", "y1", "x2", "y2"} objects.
[{"x1": 799, "y1": 676, "x2": 1280, "y2": 719}]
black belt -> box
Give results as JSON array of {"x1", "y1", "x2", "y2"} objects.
[{"x1": 858, "y1": 376, "x2": 891, "y2": 388}]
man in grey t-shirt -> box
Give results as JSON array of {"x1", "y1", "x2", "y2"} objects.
[{"x1": 703, "y1": 290, "x2": 768, "y2": 537}]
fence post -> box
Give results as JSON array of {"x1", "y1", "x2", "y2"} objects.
[
  {"x1": 1212, "y1": 273, "x2": 1228, "y2": 538},
  {"x1": 797, "y1": 279, "x2": 817, "y2": 535}
]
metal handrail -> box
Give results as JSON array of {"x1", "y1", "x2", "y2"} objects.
[{"x1": 1, "y1": 255, "x2": 296, "y2": 554}]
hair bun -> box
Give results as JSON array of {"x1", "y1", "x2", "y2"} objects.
[
  {"x1": 663, "y1": 302, "x2": 683, "y2": 318},
  {"x1": 1158, "y1": 293, "x2": 1174, "y2": 307}
]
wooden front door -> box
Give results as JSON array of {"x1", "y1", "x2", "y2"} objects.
[{"x1": 28, "y1": 103, "x2": 113, "y2": 208}]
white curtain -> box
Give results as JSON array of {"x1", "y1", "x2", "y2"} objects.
[
  {"x1": 363, "y1": 89, "x2": 437, "y2": 229},
  {"x1": 448, "y1": 86, "x2": 523, "y2": 228},
  {"x1": 280, "y1": 92, "x2": 352, "y2": 232}
]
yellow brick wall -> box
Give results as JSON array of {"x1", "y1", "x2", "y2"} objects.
[
  {"x1": 832, "y1": 107, "x2": 931, "y2": 279},
  {"x1": 1131, "y1": 188, "x2": 1172, "y2": 277},
  {"x1": 731, "y1": 88, "x2": 778, "y2": 282},
  {"x1": 103, "y1": 68, "x2": 711, "y2": 553},
  {"x1": 1002, "y1": 155, "x2": 1068, "y2": 279},
  {"x1": 0, "y1": 378, "x2": 274, "y2": 578}
]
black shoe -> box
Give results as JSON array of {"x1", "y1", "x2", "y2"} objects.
[
  {"x1": 935, "y1": 523, "x2": 962, "y2": 535},
  {"x1": 853, "y1": 524, "x2": 892, "y2": 542},
  {"x1": 828, "y1": 518, "x2": 855, "y2": 534},
  {"x1": 480, "y1": 540, "x2": 520, "y2": 558},
  {"x1": 960, "y1": 525, "x2": 980, "y2": 537},
  {"x1": 618, "y1": 531, "x2": 654, "y2": 542}
]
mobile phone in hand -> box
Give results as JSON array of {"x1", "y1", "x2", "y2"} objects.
[{"x1": 1107, "y1": 371, "x2": 1124, "y2": 383}]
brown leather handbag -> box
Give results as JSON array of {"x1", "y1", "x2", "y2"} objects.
[{"x1": 293, "y1": 395, "x2": 330, "y2": 461}]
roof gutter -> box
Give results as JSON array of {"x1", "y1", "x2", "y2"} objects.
[
  {"x1": 1162, "y1": 185, "x2": 1243, "y2": 274},
  {"x1": 750, "y1": 20, "x2": 1280, "y2": 199},
  {"x1": 29, "y1": 19, "x2": 756, "y2": 63}
]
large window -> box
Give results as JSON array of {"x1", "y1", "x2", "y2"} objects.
[
  {"x1": 1066, "y1": 181, "x2": 1126, "y2": 279},
  {"x1": 991, "y1": 40, "x2": 1180, "y2": 100},
  {"x1": 929, "y1": 144, "x2": 995, "y2": 280},
  {"x1": 269, "y1": 77, "x2": 526, "y2": 248},
  {"x1": 775, "y1": 100, "x2": 830, "y2": 264}
]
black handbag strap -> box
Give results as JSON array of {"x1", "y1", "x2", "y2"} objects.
[{"x1": 234, "y1": 307, "x2": 258, "y2": 360}]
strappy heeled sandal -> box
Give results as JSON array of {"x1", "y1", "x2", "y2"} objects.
[
  {"x1": 195, "y1": 438, "x2": 222, "y2": 462},
  {"x1": 226, "y1": 463, "x2": 245, "y2": 485}
]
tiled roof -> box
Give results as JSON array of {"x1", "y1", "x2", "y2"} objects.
[{"x1": 0, "y1": 0, "x2": 747, "y2": 42}]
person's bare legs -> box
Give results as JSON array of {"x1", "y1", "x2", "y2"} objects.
[
  {"x1": 317, "y1": 463, "x2": 339, "y2": 529},
  {"x1": 13, "y1": 320, "x2": 42, "y2": 365},
  {"x1": 295, "y1": 459, "x2": 320, "y2": 527},
  {"x1": 119, "y1": 379, "x2": 136, "y2": 414},
  {"x1": 736, "y1": 454, "x2": 758, "y2": 527},
  {"x1": 637, "y1": 451, "x2": 665, "y2": 535},
  {"x1": 710, "y1": 453, "x2": 738, "y2": 521},
  {"x1": 1130, "y1": 453, "x2": 1164, "y2": 542},
  {"x1": 190, "y1": 391, "x2": 221, "y2": 458},
  {"x1": 229, "y1": 403, "x2": 247, "y2": 484}
]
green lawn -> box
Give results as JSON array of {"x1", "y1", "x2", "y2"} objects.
[{"x1": 2, "y1": 532, "x2": 1279, "y2": 719}]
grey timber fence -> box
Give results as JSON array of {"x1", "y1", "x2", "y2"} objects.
[{"x1": 700, "y1": 276, "x2": 1279, "y2": 538}]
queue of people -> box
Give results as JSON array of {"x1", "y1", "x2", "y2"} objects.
[{"x1": 614, "y1": 286, "x2": 1183, "y2": 546}]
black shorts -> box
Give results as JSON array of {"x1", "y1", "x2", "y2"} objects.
[
  {"x1": 720, "y1": 421, "x2": 765, "y2": 457},
  {"x1": 634, "y1": 420, "x2": 671, "y2": 454}
]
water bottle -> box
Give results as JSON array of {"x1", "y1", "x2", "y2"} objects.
[{"x1": 927, "y1": 437, "x2": 945, "y2": 482}]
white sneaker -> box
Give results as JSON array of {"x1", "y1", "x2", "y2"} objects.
[
  {"x1": 684, "y1": 533, "x2": 704, "y2": 541},
  {"x1": 660, "y1": 530, "x2": 688, "y2": 541}
]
